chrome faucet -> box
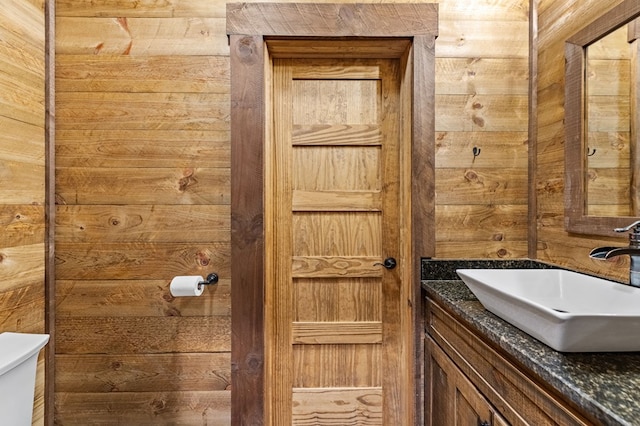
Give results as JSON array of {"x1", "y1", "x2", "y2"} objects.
[{"x1": 590, "y1": 220, "x2": 640, "y2": 287}]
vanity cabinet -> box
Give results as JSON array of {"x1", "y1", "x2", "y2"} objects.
[
  {"x1": 425, "y1": 299, "x2": 594, "y2": 426},
  {"x1": 427, "y1": 336, "x2": 508, "y2": 426}
]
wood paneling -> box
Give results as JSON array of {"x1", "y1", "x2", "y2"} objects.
[
  {"x1": 48, "y1": 0, "x2": 640, "y2": 422},
  {"x1": 55, "y1": 353, "x2": 231, "y2": 392},
  {"x1": 55, "y1": 242, "x2": 230, "y2": 279},
  {"x1": 56, "y1": 93, "x2": 229, "y2": 131},
  {"x1": 55, "y1": 17, "x2": 228, "y2": 56},
  {"x1": 436, "y1": 169, "x2": 528, "y2": 204},
  {"x1": 55, "y1": 1, "x2": 222, "y2": 18},
  {"x1": 438, "y1": 0, "x2": 528, "y2": 21},
  {"x1": 55, "y1": 168, "x2": 229, "y2": 205},
  {"x1": 434, "y1": 0, "x2": 530, "y2": 259},
  {"x1": 56, "y1": 279, "x2": 230, "y2": 317},
  {"x1": 0, "y1": 206, "x2": 46, "y2": 247},
  {"x1": 436, "y1": 205, "x2": 528, "y2": 241},
  {"x1": 537, "y1": 0, "x2": 631, "y2": 282},
  {"x1": 0, "y1": 279, "x2": 45, "y2": 332},
  {"x1": 55, "y1": 130, "x2": 229, "y2": 168},
  {"x1": 56, "y1": 316, "x2": 230, "y2": 354},
  {"x1": 0, "y1": 1, "x2": 47, "y2": 424},
  {"x1": 56, "y1": 56, "x2": 229, "y2": 93},
  {"x1": 54, "y1": 392, "x2": 231, "y2": 425},
  {"x1": 436, "y1": 58, "x2": 529, "y2": 95},
  {"x1": 55, "y1": 205, "x2": 229, "y2": 243},
  {"x1": 436, "y1": 95, "x2": 528, "y2": 131},
  {"x1": 55, "y1": 1, "x2": 232, "y2": 423},
  {"x1": 436, "y1": 20, "x2": 529, "y2": 58},
  {"x1": 54, "y1": 0, "x2": 531, "y2": 423}
]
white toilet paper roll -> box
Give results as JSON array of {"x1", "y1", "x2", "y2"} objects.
[{"x1": 170, "y1": 275, "x2": 205, "y2": 297}]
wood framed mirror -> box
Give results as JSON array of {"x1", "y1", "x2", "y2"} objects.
[{"x1": 565, "y1": 0, "x2": 640, "y2": 236}]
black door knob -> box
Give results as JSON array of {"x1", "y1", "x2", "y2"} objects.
[{"x1": 380, "y1": 257, "x2": 397, "y2": 270}]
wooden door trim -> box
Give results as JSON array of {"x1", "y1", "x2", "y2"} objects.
[
  {"x1": 228, "y1": 4, "x2": 437, "y2": 424},
  {"x1": 227, "y1": 3, "x2": 438, "y2": 37}
]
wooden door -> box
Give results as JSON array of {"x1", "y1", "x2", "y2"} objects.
[
  {"x1": 266, "y1": 57, "x2": 412, "y2": 424},
  {"x1": 228, "y1": 5, "x2": 437, "y2": 423}
]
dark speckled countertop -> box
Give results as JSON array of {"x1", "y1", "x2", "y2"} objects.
[{"x1": 422, "y1": 259, "x2": 640, "y2": 426}]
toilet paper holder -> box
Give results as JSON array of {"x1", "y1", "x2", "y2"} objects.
[{"x1": 198, "y1": 273, "x2": 219, "y2": 289}]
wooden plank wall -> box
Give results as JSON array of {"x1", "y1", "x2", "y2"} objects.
[
  {"x1": 53, "y1": 0, "x2": 528, "y2": 423},
  {"x1": 537, "y1": 0, "x2": 630, "y2": 282},
  {"x1": 435, "y1": 0, "x2": 530, "y2": 259},
  {"x1": 54, "y1": 1, "x2": 232, "y2": 424},
  {"x1": 0, "y1": 1, "x2": 47, "y2": 425}
]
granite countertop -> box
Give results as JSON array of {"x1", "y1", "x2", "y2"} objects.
[{"x1": 422, "y1": 259, "x2": 640, "y2": 426}]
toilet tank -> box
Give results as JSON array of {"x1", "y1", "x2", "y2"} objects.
[{"x1": 0, "y1": 332, "x2": 50, "y2": 426}]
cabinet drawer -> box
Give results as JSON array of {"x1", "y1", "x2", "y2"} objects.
[{"x1": 426, "y1": 299, "x2": 594, "y2": 426}]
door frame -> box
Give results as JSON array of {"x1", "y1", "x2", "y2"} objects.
[{"x1": 227, "y1": 3, "x2": 438, "y2": 424}]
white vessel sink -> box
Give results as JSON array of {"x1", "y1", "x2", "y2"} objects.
[{"x1": 455, "y1": 268, "x2": 640, "y2": 352}]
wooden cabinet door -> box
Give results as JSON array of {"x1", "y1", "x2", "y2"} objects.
[
  {"x1": 266, "y1": 57, "x2": 413, "y2": 425},
  {"x1": 426, "y1": 337, "x2": 505, "y2": 426}
]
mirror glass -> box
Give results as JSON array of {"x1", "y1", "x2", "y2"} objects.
[
  {"x1": 564, "y1": 0, "x2": 640, "y2": 236},
  {"x1": 585, "y1": 25, "x2": 635, "y2": 217}
]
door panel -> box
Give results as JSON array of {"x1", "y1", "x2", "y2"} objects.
[
  {"x1": 294, "y1": 278, "x2": 381, "y2": 322},
  {"x1": 269, "y1": 57, "x2": 411, "y2": 425},
  {"x1": 292, "y1": 388, "x2": 383, "y2": 424},
  {"x1": 292, "y1": 344, "x2": 382, "y2": 387}
]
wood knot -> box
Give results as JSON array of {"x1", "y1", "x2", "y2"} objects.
[
  {"x1": 178, "y1": 175, "x2": 197, "y2": 192},
  {"x1": 164, "y1": 307, "x2": 182, "y2": 317},
  {"x1": 356, "y1": 393, "x2": 383, "y2": 406},
  {"x1": 246, "y1": 353, "x2": 263, "y2": 372},
  {"x1": 464, "y1": 170, "x2": 478, "y2": 181},
  {"x1": 472, "y1": 115, "x2": 485, "y2": 127},
  {"x1": 196, "y1": 251, "x2": 210, "y2": 267},
  {"x1": 237, "y1": 37, "x2": 258, "y2": 63},
  {"x1": 150, "y1": 399, "x2": 167, "y2": 413}
]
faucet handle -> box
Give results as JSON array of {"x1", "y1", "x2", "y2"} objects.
[
  {"x1": 615, "y1": 220, "x2": 640, "y2": 248},
  {"x1": 614, "y1": 220, "x2": 640, "y2": 234}
]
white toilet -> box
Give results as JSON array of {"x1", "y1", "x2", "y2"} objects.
[{"x1": 0, "y1": 332, "x2": 50, "y2": 425}]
